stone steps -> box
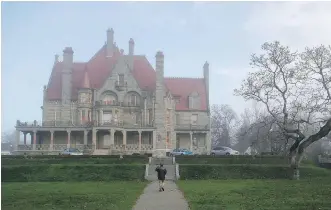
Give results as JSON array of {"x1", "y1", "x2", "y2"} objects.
[
  {"x1": 146, "y1": 157, "x2": 176, "y2": 181},
  {"x1": 151, "y1": 157, "x2": 173, "y2": 165}
]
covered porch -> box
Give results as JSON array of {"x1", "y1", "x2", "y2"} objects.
[
  {"x1": 15, "y1": 129, "x2": 93, "y2": 153},
  {"x1": 176, "y1": 131, "x2": 208, "y2": 154},
  {"x1": 93, "y1": 129, "x2": 155, "y2": 155}
]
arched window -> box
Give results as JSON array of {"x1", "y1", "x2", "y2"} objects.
[
  {"x1": 130, "y1": 94, "x2": 137, "y2": 106},
  {"x1": 102, "y1": 91, "x2": 118, "y2": 105}
]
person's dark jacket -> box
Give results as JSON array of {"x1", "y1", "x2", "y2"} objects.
[{"x1": 155, "y1": 166, "x2": 167, "y2": 180}]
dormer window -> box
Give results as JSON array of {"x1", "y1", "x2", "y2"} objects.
[{"x1": 188, "y1": 92, "x2": 200, "y2": 109}]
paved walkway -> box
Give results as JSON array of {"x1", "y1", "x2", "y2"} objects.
[{"x1": 132, "y1": 181, "x2": 190, "y2": 210}]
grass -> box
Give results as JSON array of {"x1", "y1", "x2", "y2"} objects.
[
  {"x1": 1, "y1": 181, "x2": 148, "y2": 210},
  {"x1": 177, "y1": 178, "x2": 331, "y2": 210}
]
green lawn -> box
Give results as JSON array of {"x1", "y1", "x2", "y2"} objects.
[
  {"x1": 2, "y1": 181, "x2": 147, "y2": 210},
  {"x1": 178, "y1": 179, "x2": 331, "y2": 210}
]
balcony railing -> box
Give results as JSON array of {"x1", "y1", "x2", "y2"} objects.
[
  {"x1": 95, "y1": 100, "x2": 140, "y2": 107},
  {"x1": 175, "y1": 124, "x2": 210, "y2": 131},
  {"x1": 115, "y1": 81, "x2": 127, "y2": 91},
  {"x1": 16, "y1": 120, "x2": 95, "y2": 128},
  {"x1": 16, "y1": 144, "x2": 95, "y2": 152},
  {"x1": 96, "y1": 100, "x2": 122, "y2": 106},
  {"x1": 97, "y1": 120, "x2": 154, "y2": 128}
]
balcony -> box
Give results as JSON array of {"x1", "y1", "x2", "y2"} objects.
[
  {"x1": 95, "y1": 100, "x2": 140, "y2": 108},
  {"x1": 96, "y1": 100, "x2": 122, "y2": 107},
  {"x1": 115, "y1": 81, "x2": 127, "y2": 91},
  {"x1": 175, "y1": 124, "x2": 210, "y2": 131}
]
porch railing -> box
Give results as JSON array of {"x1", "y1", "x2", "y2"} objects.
[
  {"x1": 16, "y1": 144, "x2": 94, "y2": 152},
  {"x1": 175, "y1": 124, "x2": 210, "y2": 130}
]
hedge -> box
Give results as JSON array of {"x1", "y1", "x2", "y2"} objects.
[
  {"x1": 1, "y1": 155, "x2": 149, "y2": 166},
  {"x1": 1, "y1": 164, "x2": 146, "y2": 182},
  {"x1": 175, "y1": 155, "x2": 292, "y2": 165},
  {"x1": 179, "y1": 164, "x2": 331, "y2": 180}
]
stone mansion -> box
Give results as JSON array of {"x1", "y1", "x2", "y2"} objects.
[{"x1": 15, "y1": 28, "x2": 211, "y2": 156}]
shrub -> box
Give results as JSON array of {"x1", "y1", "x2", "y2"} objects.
[
  {"x1": 1, "y1": 155, "x2": 148, "y2": 166},
  {"x1": 178, "y1": 164, "x2": 331, "y2": 180},
  {"x1": 175, "y1": 155, "x2": 291, "y2": 165},
  {"x1": 2, "y1": 164, "x2": 146, "y2": 182}
]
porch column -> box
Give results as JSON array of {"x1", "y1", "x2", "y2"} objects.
[
  {"x1": 83, "y1": 130, "x2": 88, "y2": 145},
  {"x1": 79, "y1": 109, "x2": 83, "y2": 124},
  {"x1": 122, "y1": 130, "x2": 127, "y2": 146},
  {"x1": 110, "y1": 129, "x2": 115, "y2": 145},
  {"x1": 152, "y1": 130, "x2": 156, "y2": 150},
  {"x1": 138, "y1": 130, "x2": 142, "y2": 151},
  {"x1": 92, "y1": 129, "x2": 97, "y2": 150},
  {"x1": 96, "y1": 110, "x2": 99, "y2": 125},
  {"x1": 206, "y1": 131, "x2": 211, "y2": 155},
  {"x1": 66, "y1": 130, "x2": 71, "y2": 148},
  {"x1": 33, "y1": 131, "x2": 37, "y2": 150},
  {"x1": 15, "y1": 130, "x2": 20, "y2": 150},
  {"x1": 49, "y1": 130, "x2": 54, "y2": 151},
  {"x1": 23, "y1": 132, "x2": 27, "y2": 145},
  {"x1": 100, "y1": 109, "x2": 103, "y2": 125},
  {"x1": 190, "y1": 131, "x2": 193, "y2": 151}
]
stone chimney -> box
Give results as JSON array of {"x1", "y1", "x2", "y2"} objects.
[
  {"x1": 128, "y1": 38, "x2": 135, "y2": 70},
  {"x1": 154, "y1": 51, "x2": 166, "y2": 156},
  {"x1": 129, "y1": 38, "x2": 134, "y2": 55},
  {"x1": 155, "y1": 51, "x2": 165, "y2": 103},
  {"x1": 203, "y1": 61, "x2": 210, "y2": 112},
  {"x1": 107, "y1": 28, "x2": 114, "y2": 57},
  {"x1": 62, "y1": 47, "x2": 74, "y2": 105}
]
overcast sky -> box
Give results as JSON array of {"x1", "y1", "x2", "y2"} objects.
[{"x1": 2, "y1": 1, "x2": 331, "y2": 132}]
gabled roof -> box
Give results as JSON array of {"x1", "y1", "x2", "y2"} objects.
[
  {"x1": 46, "y1": 44, "x2": 207, "y2": 111},
  {"x1": 164, "y1": 77, "x2": 207, "y2": 111}
]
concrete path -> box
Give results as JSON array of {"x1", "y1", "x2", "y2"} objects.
[{"x1": 132, "y1": 181, "x2": 190, "y2": 210}]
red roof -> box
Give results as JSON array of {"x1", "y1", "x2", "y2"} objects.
[
  {"x1": 165, "y1": 78, "x2": 207, "y2": 111},
  {"x1": 46, "y1": 44, "x2": 207, "y2": 111}
]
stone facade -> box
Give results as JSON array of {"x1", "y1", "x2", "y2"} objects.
[{"x1": 15, "y1": 28, "x2": 211, "y2": 156}]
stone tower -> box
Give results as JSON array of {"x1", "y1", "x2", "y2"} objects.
[
  {"x1": 61, "y1": 47, "x2": 74, "y2": 121},
  {"x1": 154, "y1": 51, "x2": 166, "y2": 157},
  {"x1": 203, "y1": 61, "x2": 212, "y2": 154}
]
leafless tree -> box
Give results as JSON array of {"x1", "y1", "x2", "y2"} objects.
[
  {"x1": 211, "y1": 104, "x2": 238, "y2": 147},
  {"x1": 234, "y1": 41, "x2": 331, "y2": 179}
]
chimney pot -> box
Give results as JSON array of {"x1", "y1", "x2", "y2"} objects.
[
  {"x1": 63, "y1": 47, "x2": 74, "y2": 54},
  {"x1": 156, "y1": 51, "x2": 164, "y2": 58},
  {"x1": 54, "y1": 54, "x2": 59, "y2": 63}
]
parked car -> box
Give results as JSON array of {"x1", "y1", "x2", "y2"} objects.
[
  {"x1": 170, "y1": 148, "x2": 193, "y2": 156},
  {"x1": 60, "y1": 148, "x2": 83, "y2": 156},
  {"x1": 211, "y1": 146, "x2": 239, "y2": 156},
  {"x1": 1, "y1": 151, "x2": 12, "y2": 155}
]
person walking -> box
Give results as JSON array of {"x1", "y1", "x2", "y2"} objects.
[{"x1": 155, "y1": 163, "x2": 167, "y2": 192}]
